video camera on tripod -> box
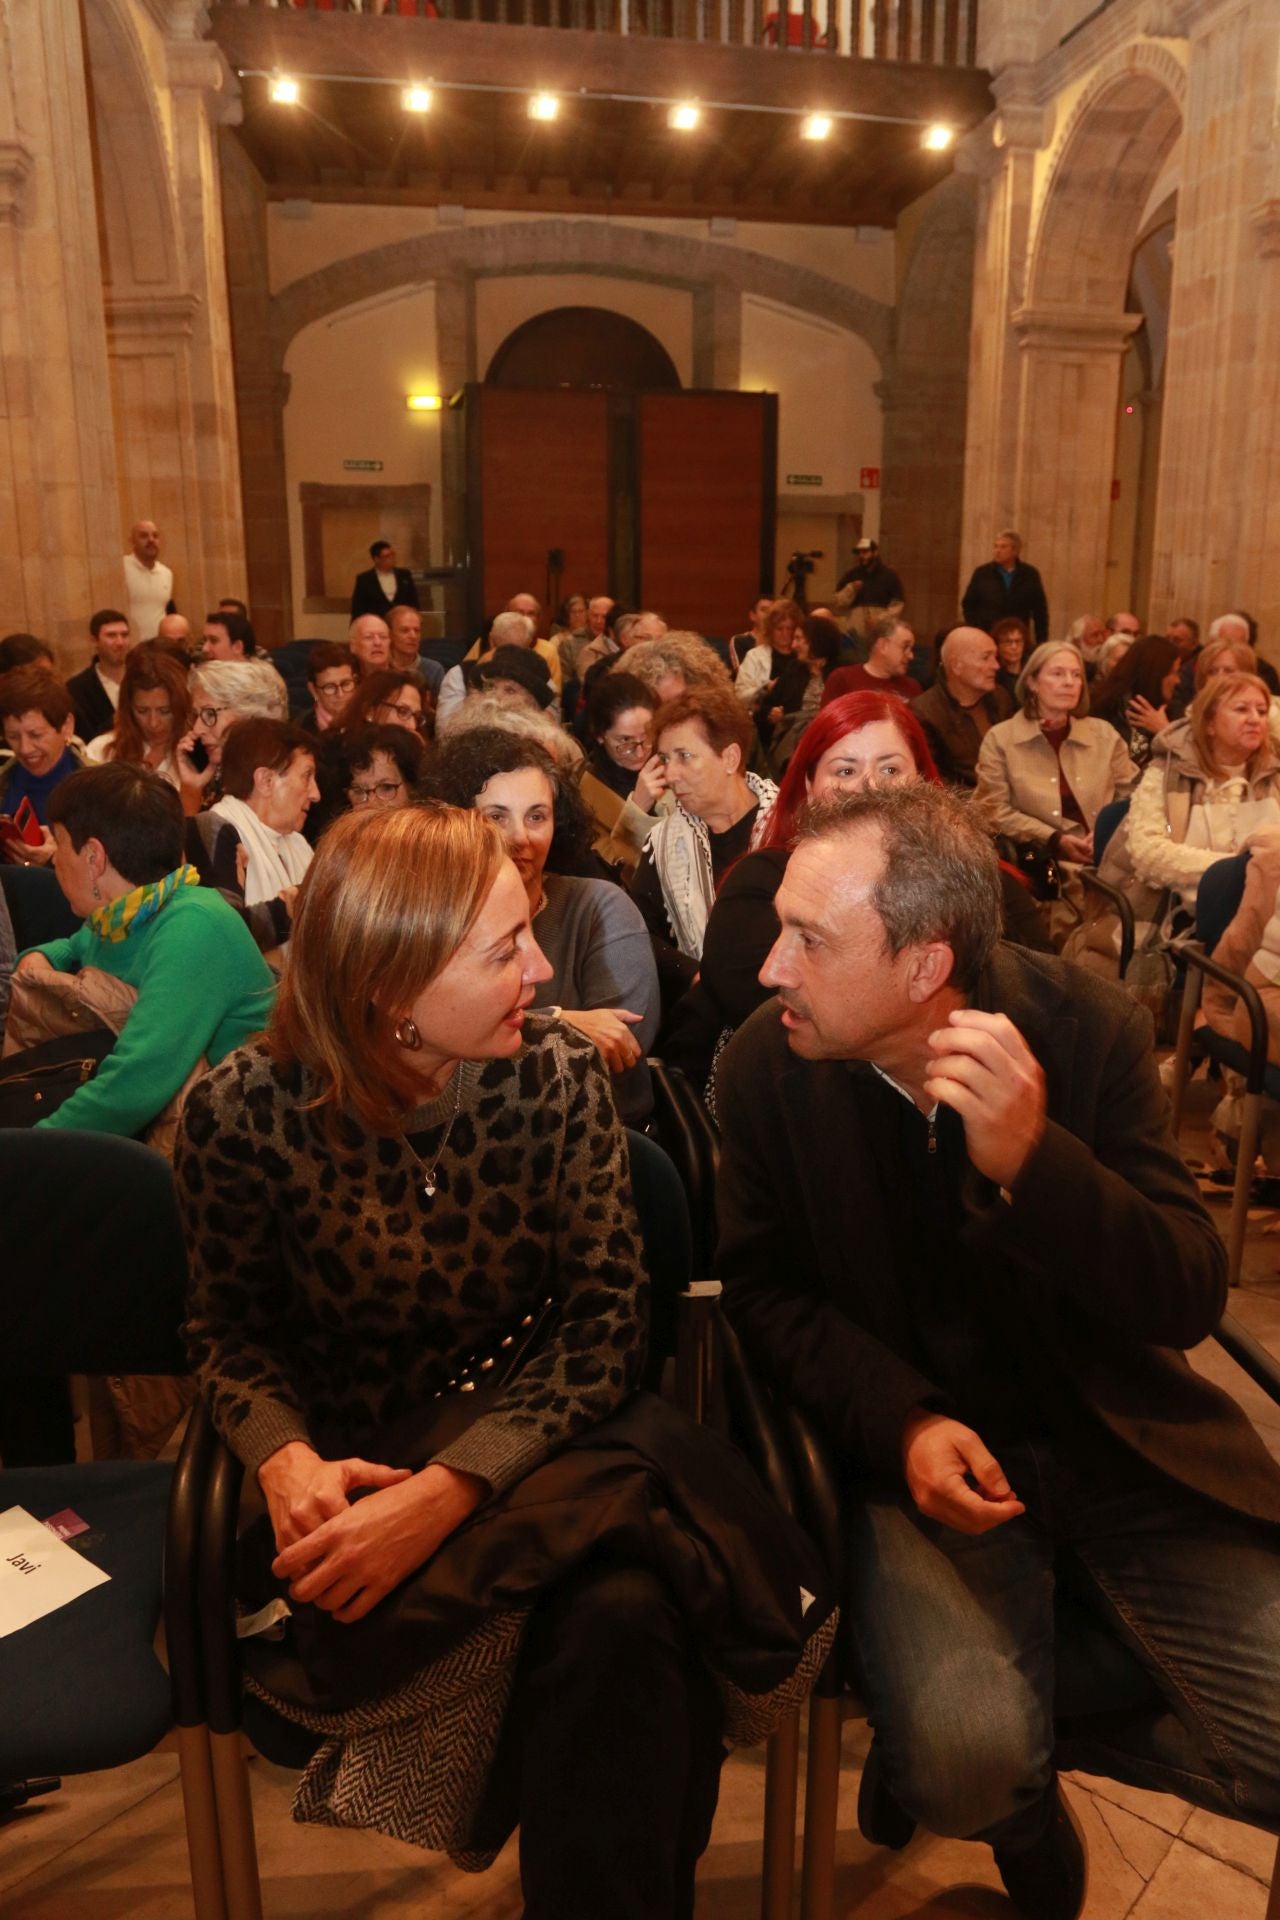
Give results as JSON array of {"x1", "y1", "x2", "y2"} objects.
[{"x1": 782, "y1": 549, "x2": 824, "y2": 604}]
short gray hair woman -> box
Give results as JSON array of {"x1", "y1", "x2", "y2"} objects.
[
  {"x1": 974, "y1": 641, "x2": 1136, "y2": 869},
  {"x1": 181, "y1": 657, "x2": 291, "y2": 808}
]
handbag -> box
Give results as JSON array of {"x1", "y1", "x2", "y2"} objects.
[{"x1": 0, "y1": 1028, "x2": 116, "y2": 1126}]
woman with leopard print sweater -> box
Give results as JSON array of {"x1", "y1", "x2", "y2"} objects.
[{"x1": 174, "y1": 802, "x2": 727, "y2": 1917}]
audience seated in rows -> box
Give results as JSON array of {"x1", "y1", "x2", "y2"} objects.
[
  {"x1": 0, "y1": 667, "x2": 88, "y2": 864},
  {"x1": 1088, "y1": 634, "x2": 1181, "y2": 770},
  {"x1": 437, "y1": 610, "x2": 542, "y2": 727},
  {"x1": 188, "y1": 718, "x2": 318, "y2": 957},
  {"x1": 991, "y1": 616, "x2": 1029, "y2": 701},
  {"x1": 10, "y1": 762, "x2": 274, "y2": 1137},
  {"x1": 733, "y1": 597, "x2": 803, "y2": 711},
  {"x1": 630, "y1": 683, "x2": 778, "y2": 1000},
  {"x1": 974, "y1": 641, "x2": 1136, "y2": 874},
  {"x1": 348, "y1": 612, "x2": 392, "y2": 679},
  {"x1": 422, "y1": 727, "x2": 659, "y2": 1122},
  {"x1": 0, "y1": 631, "x2": 57, "y2": 676},
  {"x1": 660, "y1": 690, "x2": 1050, "y2": 1098},
  {"x1": 823, "y1": 613, "x2": 921, "y2": 708},
  {"x1": 85, "y1": 642, "x2": 191, "y2": 792},
  {"x1": 579, "y1": 670, "x2": 671, "y2": 874},
  {"x1": 180, "y1": 655, "x2": 290, "y2": 811},
  {"x1": 296, "y1": 642, "x2": 358, "y2": 736},
  {"x1": 200, "y1": 609, "x2": 256, "y2": 661},
  {"x1": 387, "y1": 603, "x2": 445, "y2": 694},
  {"x1": 335, "y1": 722, "x2": 424, "y2": 817}
]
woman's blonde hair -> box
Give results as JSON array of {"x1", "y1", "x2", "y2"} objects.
[
  {"x1": 1016, "y1": 641, "x2": 1090, "y2": 719},
  {"x1": 1190, "y1": 672, "x2": 1274, "y2": 780},
  {"x1": 1194, "y1": 635, "x2": 1258, "y2": 688},
  {"x1": 269, "y1": 803, "x2": 506, "y2": 1136}
]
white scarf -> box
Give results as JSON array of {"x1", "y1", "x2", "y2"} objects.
[{"x1": 209, "y1": 793, "x2": 312, "y2": 906}]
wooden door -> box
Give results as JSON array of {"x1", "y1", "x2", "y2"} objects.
[
  {"x1": 636, "y1": 392, "x2": 777, "y2": 638},
  {"x1": 467, "y1": 388, "x2": 611, "y2": 626}
]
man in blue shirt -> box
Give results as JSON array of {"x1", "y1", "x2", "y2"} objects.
[{"x1": 962, "y1": 530, "x2": 1050, "y2": 647}]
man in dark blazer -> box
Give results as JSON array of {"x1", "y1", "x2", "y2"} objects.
[
  {"x1": 716, "y1": 784, "x2": 1280, "y2": 1920},
  {"x1": 962, "y1": 530, "x2": 1049, "y2": 646},
  {"x1": 349, "y1": 540, "x2": 420, "y2": 621},
  {"x1": 66, "y1": 607, "x2": 134, "y2": 744},
  {"x1": 909, "y1": 626, "x2": 1013, "y2": 786}
]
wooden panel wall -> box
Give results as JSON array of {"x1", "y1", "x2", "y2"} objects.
[
  {"x1": 637, "y1": 392, "x2": 776, "y2": 638},
  {"x1": 472, "y1": 388, "x2": 611, "y2": 622}
]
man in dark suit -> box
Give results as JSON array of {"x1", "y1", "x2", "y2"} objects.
[
  {"x1": 909, "y1": 626, "x2": 1013, "y2": 786},
  {"x1": 962, "y1": 531, "x2": 1049, "y2": 646},
  {"x1": 66, "y1": 608, "x2": 133, "y2": 744},
  {"x1": 350, "y1": 540, "x2": 420, "y2": 621},
  {"x1": 716, "y1": 784, "x2": 1280, "y2": 1920}
]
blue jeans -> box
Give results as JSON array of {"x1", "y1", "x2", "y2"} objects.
[{"x1": 847, "y1": 1439, "x2": 1280, "y2": 1850}]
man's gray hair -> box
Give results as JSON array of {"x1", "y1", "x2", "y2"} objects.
[
  {"x1": 797, "y1": 784, "x2": 1002, "y2": 991},
  {"x1": 1208, "y1": 613, "x2": 1250, "y2": 646},
  {"x1": 996, "y1": 529, "x2": 1023, "y2": 555},
  {"x1": 189, "y1": 656, "x2": 289, "y2": 721},
  {"x1": 489, "y1": 611, "x2": 535, "y2": 650}
]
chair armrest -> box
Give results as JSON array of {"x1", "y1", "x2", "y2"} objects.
[
  {"x1": 716, "y1": 1308, "x2": 800, "y2": 1522},
  {"x1": 197, "y1": 1424, "x2": 247, "y2": 1737},
  {"x1": 1169, "y1": 938, "x2": 1270, "y2": 1095},
  {"x1": 1214, "y1": 1312, "x2": 1280, "y2": 1408},
  {"x1": 1080, "y1": 870, "x2": 1136, "y2": 980}
]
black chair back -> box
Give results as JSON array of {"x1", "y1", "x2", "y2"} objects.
[
  {"x1": 1195, "y1": 851, "x2": 1251, "y2": 953},
  {"x1": 1093, "y1": 796, "x2": 1130, "y2": 867},
  {"x1": 0, "y1": 866, "x2": 81, "y2": 949},
  {"x1": 626, "y1": 1128, "x2": 692, "y2": 1385}
]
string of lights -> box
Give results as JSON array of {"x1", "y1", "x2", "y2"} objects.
[{"x1": 249, "y1": 69, "x2": 954, "y2": 148}]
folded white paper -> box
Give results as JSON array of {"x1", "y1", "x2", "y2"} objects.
[{"x1": 0, "y1": 1505, "x2": 110, "y2": 1638}]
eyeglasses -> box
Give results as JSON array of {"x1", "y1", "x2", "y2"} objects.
[
  {"x1": 347, "y1": 779, "x2": 406, "y2": 806},
  {"x1": 605, "y1": 732, "x2": 652, "y2": 752},
  {"x1": 377, "y1": 701, "x2": 427, "y2": 730},
  {"x1": 317, "y1": 677, "x2": 355, "y2": 699},
  {"x1": 194, "y1": 705, "x2": 230, "y2": 728}
]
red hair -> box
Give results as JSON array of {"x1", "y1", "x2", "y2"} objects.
[{"x1": 761, "y1": 690, "x2": 940, "y2": 850}]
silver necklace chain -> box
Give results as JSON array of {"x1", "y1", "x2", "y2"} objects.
[{"x1": 402, "y1": 1067, "x2": 463, "y2": 1200}]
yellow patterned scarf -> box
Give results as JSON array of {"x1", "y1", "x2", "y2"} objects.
[{"x1": 89, "y1": 862, "x2": 201, "y2": 944}]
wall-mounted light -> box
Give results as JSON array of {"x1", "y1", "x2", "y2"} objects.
[
  {"x1": 403, "y1": 87, "x2": 433, "y2": 114},
  {"x1": 406, "y1": 393, "x2": 443, "y2": 412},
  {"x1": 923, "y1": 123, "x2": 954, "y2": 151},
  {"x1": 528, "y1": 93, "x2": 560, "y2": 122},
  {"x1": 668, "y1": 102, "x2": 701, "y2": 131},
  {"x1": 802, "y1": 114, "x2": 833, "y2": 141},
  {"x1": 270, "y1": 76, "x2": 300, "y2": 105}
]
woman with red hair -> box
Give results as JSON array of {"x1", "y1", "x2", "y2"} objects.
[{"x1": 659, "y1": 690, "x2": 1049, "y2": 1094}]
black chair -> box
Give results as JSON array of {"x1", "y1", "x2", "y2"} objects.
[
  {"x1": 189, "y1": 1127, "x2": 693, "y2": 1920},
  {"x1": 0, "y1": 1130, "x2": 222, "y2": 1920},
  {"x1": 648, "y1": 1057, "x2": 720, "y2": 1277},
  {"x1": 0, "y1": 865, "x2": 82, "y2": 950},
  {"x1": 1080, "y1": 797, "x2": 1134, "y2": 977},
  {"x1": 681, "y1": 1287, "x2": 1280, "y2": 1920},
  {"x1": 1167, "y1": 851, "x2": 1266, "y2": 1287}
]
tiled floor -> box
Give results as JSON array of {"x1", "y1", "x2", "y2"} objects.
[{"x1": 5, "y1": 1072, "x2": 1280, "y2": 1918}]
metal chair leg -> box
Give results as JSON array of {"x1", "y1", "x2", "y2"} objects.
[
  {"x1": 1266, "y1": 1834, "x2": 1280, "y2": 1920},
  {"x1": 761, "y1": 1710, "x2": 800, "y2": 1920},
  {"x1": 208, "y1": 1731, "x2": 264, "y2": 1920},
  {"x1": 799, "y1": 1694, "x2": 843, "y2": 1920},
  {"x1": 1170, "y1": 964, "x2": 1204, "y2": 1135},
  {"x1": 176, "y1": 1722, "x2": 229, "y2": 1920},
  {"x1": 1227, "y1": 1089, "x2": 1263, "y2": 1287}
]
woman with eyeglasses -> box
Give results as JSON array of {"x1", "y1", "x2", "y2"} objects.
[
  {"x1": 578, "y1": 671, "x2": 672, "y2": 876},
  {"x1": 339, "y1": 668, "x2": 432, "y2": 740},
  {"x1": 178, "y1": 657, "x2": 291, "y2": 812},
  {"x1": 339, "y1": 724, "x2": 424, "y2": 817},
  {"x1": 297, "y1": 642, "x2": 358, "y2": 737},
  {"x1": 84, "y1": 643, "x2": 191, "y2": 794}
]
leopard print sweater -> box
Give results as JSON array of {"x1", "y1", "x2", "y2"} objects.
[{"x1": 174, "y1": 1015, "x2": 648, "y2": 1494}]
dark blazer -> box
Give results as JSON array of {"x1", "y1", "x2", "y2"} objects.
[
  {"x1": 909, "y1": 675, "x2": 1014, "y2": 787},
  {"x1": 349, "y1": 566, "x2": 419, "y2": 619},
  {"x1": 716, "y1": 944, "x2": 1280, "y2": 1528},
  {"x1": 65, "y1": 663, "x2": 116, "y2": 745},
  {"x1": 962, "y1": 560, "x2": 1049, "y2": 646}
]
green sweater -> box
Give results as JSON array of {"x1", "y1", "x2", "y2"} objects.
[{"x1": 27, "y1": 886, "x2": 276, "y2": 1137}]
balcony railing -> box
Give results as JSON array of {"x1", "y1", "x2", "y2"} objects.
[{"x1": 236, "y1": 0, "x2": 981, "y2": 69}]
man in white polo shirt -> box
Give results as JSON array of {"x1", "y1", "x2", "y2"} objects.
[{"x1": 122, "y1": 520, "x2": 174, "y2": 641}]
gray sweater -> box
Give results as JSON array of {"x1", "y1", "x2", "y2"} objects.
[{"x1": 531, "y1": 874, "x2": 659, "y2": 1124}]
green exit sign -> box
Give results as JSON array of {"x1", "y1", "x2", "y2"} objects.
[
  {"x1": 343, "y1": 459, "x2": 384, "y2": 472},
  {"x1": 786, "y1": 472, "x2": 823, "y2": 487}
]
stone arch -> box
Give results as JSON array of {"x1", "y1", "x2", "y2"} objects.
[
  {"x1": 83, "y1": 0, "x2": 181, "y2": 295},
  {"x1": 487, "y1": 307, "x2": 681, "y2": 390},
  {"x1": 1028, "y1": 43, "x2": 1185, "y2": 311},
  {"x1": 270, "y1": 218, "x2": 893, "y2": 371}
]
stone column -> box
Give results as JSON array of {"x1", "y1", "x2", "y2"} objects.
[
  {"x1": 0, "y1": 1, "x2": 121, "y2": 662},
  {"x1": 436, "y1": 270, "x2": 476, "y2": 633},
  {"x1": 691, "y1": 278, "x2": 742, "y2": 390},
  {"x1": 1010, "y1": 305, "x2": 1142, "y2": 628},
  {"x1": 1149, "y1": 0, "x2": 1280, "y2": 642},
  {"x1": 164, "y1": 33, "x2": 248, "y2": 615}
]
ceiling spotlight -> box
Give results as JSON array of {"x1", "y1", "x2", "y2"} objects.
[
  {"x1": 269, "y1": 77, "x2": 299, "y2": 105},
  {"x1": 668, "y1": 102, "x2": 701, "y2": 132},
  {"x1": 528, "y1": 93, "x2": 560, "y2": 122},
  {"x1": 406, "y1": 393, "x2": 444, "y2": 413},
  {"x1": 802, "y1": 114, "x2": 833, "y2": 141},
  {"x1": 923, "y1": 123, "x2": 954, "y2": 151},
  {"x1": 403, "y1": 87, "x2": 433, "y2": 114}
]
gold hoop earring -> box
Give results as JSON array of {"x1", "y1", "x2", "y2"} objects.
[{"x1": 394, "y1": 1016, "x2": 421, "y2": 1050}]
